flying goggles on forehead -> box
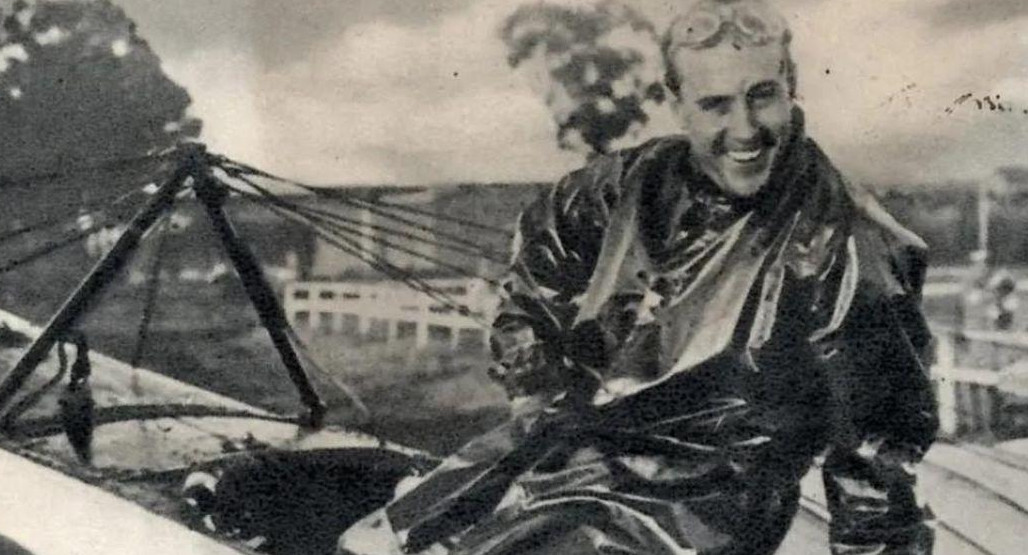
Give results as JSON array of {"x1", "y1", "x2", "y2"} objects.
[{"x1": 666, "y1": 1, "x2": 788, "y2": 51}]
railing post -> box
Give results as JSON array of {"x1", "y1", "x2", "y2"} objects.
[{"x1": 935, "y1": 331, "x2": 959, "y2": 437}]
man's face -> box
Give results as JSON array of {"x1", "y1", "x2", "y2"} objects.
[{"x1": 671, "y1": 42, "x2": 795, "y2": 198}]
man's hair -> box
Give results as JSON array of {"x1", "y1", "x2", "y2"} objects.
[{"x1": 661, "y1": 0, "x2": 797, "y2": 98}]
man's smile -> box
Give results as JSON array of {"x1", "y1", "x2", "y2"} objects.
[{"x1": 726, "y1": 148, "x2": 764, "y2": 163}]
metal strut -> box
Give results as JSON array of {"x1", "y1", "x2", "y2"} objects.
[
  {"x1": 192, "y1": 166, "x2": 326, "y2": 429},
  {"x1": 0, "y1": 145, "x2": 195, "y2": 418},
  {"x1": 0, "y1": 143, "x2": 327, "y2": 430}
]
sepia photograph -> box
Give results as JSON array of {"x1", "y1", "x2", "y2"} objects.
[{"x1": 0, "y1": 0, "x2": 1026, "y2": 553}]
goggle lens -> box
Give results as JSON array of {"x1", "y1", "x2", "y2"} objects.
[{"x1": 668, "y1": 2, "x2": 785, "y2": 50}]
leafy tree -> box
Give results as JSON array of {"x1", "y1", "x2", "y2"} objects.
[
  {"x1": 500, "y1": 0, "x2": 665, "y2": 157},
  {"x1": 0, "y1": 0, "x2": 200, "y2": 182},
  {"x1": 0, "y1": 0, "x2": 201, "y2": 319}
]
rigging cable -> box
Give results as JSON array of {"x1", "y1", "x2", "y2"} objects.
[
  {"x1": 219, "y1": 176, "x2": 484, "y2": 288},
  {"x1": 224, "y1": 172, "x2": 509, "y2": 266},
  {"x1": 0, "y1": 178, "x2": 155, "y2": 245},
  {"x1": 0, "y1": 184, "x2": 151, "y2": 275},
  {"x1": 283, "y1": 325, "x2": 371, "y2": 421},
  {"x1": 0, "y1": 341, "x2": 70, "y2": 430},
  {"x1": 229, "y1": 185, "x2": 468, "y2": 313},
  {"x1": 130, "y1": 214, "x2": 171, "y2": 368},
  {"x1": 232, "y1": 183, "x2": 499, "y2": 286},
  {"x1": 0, "y1": 147, "x2": 179, "y2": 189},
  {"x1": 216, "y1": 157, "x2": 512, "y2": 237},
  {"x1": 323, "y1": 194, "x2": 509, "y2": 264},
  {"x1": 0, "y1": 228, "x2": 102, "y2": 275},
  {"x1": 218, "y1": 165, "x2": 511, "y2": 265},
  {"x1": 227, "y1": 184, "x2": 492, "y2": 330},
  {"x1": 348, "y1": 194, "x2": 512, "y2": 238}
]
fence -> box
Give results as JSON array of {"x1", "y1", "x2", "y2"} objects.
[
  {"x1": 931, "y1": 326, "x2": 1028, "y2": 438},
  {"x1": 281, "y1": 276, "x2": 1028, "y2": 438},
  {"x1": 282, "y1": 278, "x2": 499, "y2": 350}
]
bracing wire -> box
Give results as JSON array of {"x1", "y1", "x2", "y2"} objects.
[
  {"x1": 232, "y1": 186, "x2": 477, "y2": 318},
  {"x1": 228, "y1": 174, "x2": 509, "y2": 266},
  {"x1": 226, "y1": 182, "x2": 493, "y2": 329},
  {"x1": 220, "y1": 174, "x2": 497, "y2": 288},
  {"x1": 233, "y1": 184, "x2": 499, "y2": 286},
  {"x1": 0, "y1": 228, "x2": 99, "y2": 275},
  {"x1": 130, "y1": 214, "x2": 171, "y2": 368},
  {"x1": 0, "y1": 183, "x2": 152, "y2": 275},
  {"x1": 0, "y1": 178, "x2": 155, "y2": 245},
  {"x1": 255, "y1": 198, "x2": 484, "y2": 326},
  {"x1": 215, "y1": 156, "x2": 513, "y2": 237},
  {"x1": 348, "y1": 195, "x2": 513, "y2": 238},
  {"x1": 224, "y1": 182, "x2": 463, "y2": 297},
  {"x1": 325, "y1": 194, "x2": 509, "y2": 264},
  {"x1": 283, "y1": 325, "x2": 371, "y2": 420},
  {"x1": 0, "y1": 343, "x2": 69, "y2": 430},
  {"x1": 219, "y1": 167, "x2": 511, "y2": 266},
  {"x1": 0, "y1": 148, "x2": 179, "y2": 189}
]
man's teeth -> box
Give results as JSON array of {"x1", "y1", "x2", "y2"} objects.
[{"x1": 727, "y1": 149, "x2": 762, "y2": 163}]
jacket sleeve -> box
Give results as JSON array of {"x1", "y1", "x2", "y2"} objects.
[
  {"x1": 820, "y1": 216, "x2": 938, "y2": 554},
  {"x1": 488, "y1": 156, "x2": 624, "y2": 402}
]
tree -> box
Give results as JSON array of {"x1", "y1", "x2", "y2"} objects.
[
  {"x1": 0, "y1": 0, "x2": 201, "y2": 319},
  {"x1": 500, "y1": 0, "x2": 665, "y2": 157},
  {"x1": 0, "y1": 0, "x2": 200, "y2": 183}
]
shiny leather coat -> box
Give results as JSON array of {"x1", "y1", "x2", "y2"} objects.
[{"x1": 339, "y1": 114, "x2": 938, "y2": 555}]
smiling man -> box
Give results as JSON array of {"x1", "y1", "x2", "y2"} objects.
[
  {"x1": 339, "y1": 1, "x2": 938, "y2": 554},
  {"x1": 666, "y1": 9, "x2": 796, "y2": 199}
]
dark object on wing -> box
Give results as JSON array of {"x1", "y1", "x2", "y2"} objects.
[
  {"x1": 58, "y1": 333, "x2": 94, "y2": 465},
  {"x1": 180, "y1": 447, "x2": 437, "y2": 555},
  {"x1": 0, "y1": 322, "x2": 30, "y2": 348}
]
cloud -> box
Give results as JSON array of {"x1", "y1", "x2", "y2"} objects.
[
  {"x1": 923, "y1": 0, "x2": 1028, "y2": 30},
  {"x1": 109, "y1": 0, "x2": 1027, "y2": 186},
  {"x1": 116, "y1": 0, "x2": 259, "y2": 58},
  {"x1": 775, "y1": 0, "x2": 1028, "y2": 182},
  {"x1": 248, "y1": 0, "x2": 479, "y2": 70},
  {"x1": 225, "y1": 0, "x2": 591, "y2": 184},
  {"x1": 117, "y1": 0, "x2": 477, "y2": 67}
]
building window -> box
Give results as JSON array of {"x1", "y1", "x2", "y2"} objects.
[
  {"x1": 318, "y1": 312, "x2": 335, "y2": 334},
  {"x1": 294, "y1": 311, "x2": 310, "y2": 328},
  {"x1": 366, "y1": 318, "x2": 390, "y2": 342},
  {"x1": 293, "y1": 289, "x2": 310, "y2": 300},
  {"x1": 319, "y1": 290, "x2": 336, "y2": 300},
  {"x1": 397, "y1": 321, "x2": 417, "y2": 340},
  {"x1": 341, "y1": 314, "x2": 360, "y2": 335},
  {"x1": 428, "y1": 325, "x2": 452, "y2": 343},
  {"x1": 457, "y1": 329, "x2": 485, "y2": 351}
]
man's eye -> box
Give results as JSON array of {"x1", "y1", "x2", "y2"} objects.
[
  {"x1": 748, "y1": 84, "x2": 781, "y2": 106},
  {"x1": 697, "y1": 97, "x2": 731, "y2": 114}
]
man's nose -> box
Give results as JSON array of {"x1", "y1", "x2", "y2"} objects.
[{"x1": 726, "y1": 106, "x2": 759, "y2": 143}]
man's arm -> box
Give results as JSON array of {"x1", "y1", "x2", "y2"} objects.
[
  {"x1": 488, "y1": 156, "x2": 624, "y2": 404},
  {"x1": 821, "y1": 226, "x2": 938, "y2": 554}
]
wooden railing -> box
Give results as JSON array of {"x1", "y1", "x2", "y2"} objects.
[{"x1": 931, "y1": 326, "x2": 1028, "y2": 438}]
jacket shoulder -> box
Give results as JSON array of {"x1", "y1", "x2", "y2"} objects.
[
  {"x1": 806, "y1": 141, "x2": 929, "y2": 296},
  {"x1": 548, "y1": 136, "x2": 690, "y2": 214}
]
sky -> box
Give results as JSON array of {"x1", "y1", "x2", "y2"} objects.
[{"x1": 109, "y1": 0, "x2": 1028, "y2": 187}]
